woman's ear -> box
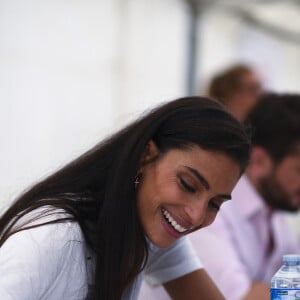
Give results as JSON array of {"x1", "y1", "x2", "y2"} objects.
[
  {"x1": 144, "y1": 140, "x2": 159, "y2": 163},
  {"x1": 139, "y1": 140, "x2": 159, "y2": 168}
]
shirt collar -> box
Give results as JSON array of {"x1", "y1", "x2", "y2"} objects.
[{"x1": 232, "y1": 175, "x2": 270, "y2": 219}]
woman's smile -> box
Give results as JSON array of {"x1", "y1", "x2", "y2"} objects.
[{"x1": 161, "y1": 207, "x2": 192, "y2": 238}]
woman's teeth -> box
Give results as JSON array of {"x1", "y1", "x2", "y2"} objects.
[{"x1": 162, "y1": 208, "x2": 188, "y2": 233}]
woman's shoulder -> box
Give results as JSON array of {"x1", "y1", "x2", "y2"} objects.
[
  {"x1": 9, "y1": 205, "x2": 85, "y2": 249},
  {"x1": 0, "y1": 206, "x2": 90, "y2": 300},
  {"x1": 1, "y1": 205, "x2": 86, "y2": 257}
]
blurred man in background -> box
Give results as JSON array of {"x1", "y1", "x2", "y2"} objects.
[
  {"x1": 208, "y1": 64, "x2": 263, "y2": 122},
  {"x1": 190, "y1": 93, "x2": 300, "y2": 300}
]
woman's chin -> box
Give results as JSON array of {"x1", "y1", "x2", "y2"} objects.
[{"x1": 147, "y1": 233, "x2": 176, "y2": 249}]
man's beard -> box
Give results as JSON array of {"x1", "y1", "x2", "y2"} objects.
[{"x1": 257, "y1": 173, "x2": 300, "y2": 212}]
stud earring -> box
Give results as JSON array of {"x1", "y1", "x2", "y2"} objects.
[{"x1": 134, "y1": 173, "x2": 142, "y2": 189}]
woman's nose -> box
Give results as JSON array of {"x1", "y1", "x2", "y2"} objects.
[{"x1": 183, "y1": 200, "x2": 208, "y2": 227}]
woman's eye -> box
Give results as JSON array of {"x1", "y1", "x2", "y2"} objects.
[
  {"x1": 209, "y1": 201, "x2": 220, "y2": 211},
  {"x1": 179, "y1": 177, "x2": 196, "y2": 193}
]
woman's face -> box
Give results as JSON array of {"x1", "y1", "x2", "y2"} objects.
[{"x1": 136, "y1": 142, "x2": 241, "y2": 248}]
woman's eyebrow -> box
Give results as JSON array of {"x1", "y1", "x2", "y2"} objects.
[
  {"x1": 215, "y1": 194, "x2": 232, "y2": 201},
  {"x1": 183, "y1": 166, "x2": 210, "y2": 190},
  {"x1": 183, "y1": 166, "x2": 232, "y2": 200}
]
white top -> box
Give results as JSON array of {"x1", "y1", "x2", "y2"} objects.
[{"x1": 0, "y1": 207, "x2": 202, "y2": 300}]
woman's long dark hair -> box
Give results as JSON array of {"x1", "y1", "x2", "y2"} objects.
[{"x1": 0, "y1": 97, "x2": 251, "y2": 300}]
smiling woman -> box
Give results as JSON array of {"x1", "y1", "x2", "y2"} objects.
[{"x1": 0, "y1": 97, "x2": 251, "y2": 300}]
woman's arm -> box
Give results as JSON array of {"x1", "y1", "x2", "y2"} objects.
[
  {"x1": 242, "y1": 282, "x2": 269, "y2": 300},
  {"x1": 163, "y1": 269, "x2": 225, "y2": 300}
]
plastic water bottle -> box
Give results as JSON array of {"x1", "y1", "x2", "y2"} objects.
[{"x1": 270, "y1": 254, "x2": 300, "y2": 300}]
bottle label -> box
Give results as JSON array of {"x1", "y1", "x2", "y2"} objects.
[{"x1": 271, "y1": 288, "x2": 300, "y2": 300}]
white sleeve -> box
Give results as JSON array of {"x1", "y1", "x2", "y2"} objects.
[
  {"x1": 0, "y1": 220, "x2": 88, "y2": 300},
  {"x1": 144, "y1": 237, "x2": 203, "y2": 286}
]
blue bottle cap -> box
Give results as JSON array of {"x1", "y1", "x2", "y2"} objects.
[{"x1": 283, "y1": 254, "x2": 300, "y2": 264}]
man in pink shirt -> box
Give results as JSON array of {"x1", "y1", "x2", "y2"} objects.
[{"x1": 138, "y1": 93, "x2": 300, "y2": 300}]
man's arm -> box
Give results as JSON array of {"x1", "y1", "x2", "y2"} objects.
[{"x1": 163, "y1": 269, "x2": 225, "y2": 300}]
